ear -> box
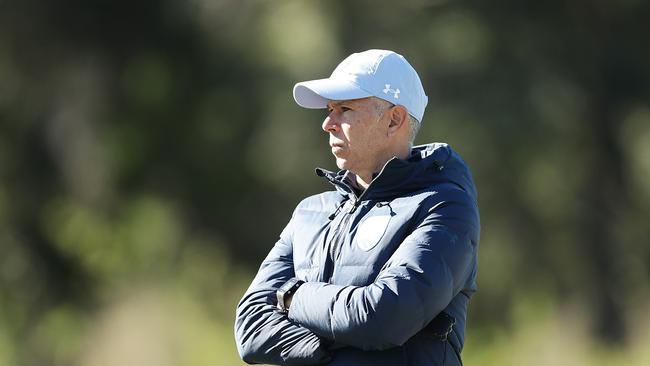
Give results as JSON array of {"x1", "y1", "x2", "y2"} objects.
[{"x1": 387, "y1": 105, "x2": 409, "y2": 136}]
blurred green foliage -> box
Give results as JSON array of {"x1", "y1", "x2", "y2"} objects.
[{"x1": 1, "y1": 0, "x2": 649, "y2": 365}]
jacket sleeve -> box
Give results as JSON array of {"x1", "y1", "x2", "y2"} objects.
[
  {"x1": 287, "y1": 190, "x2": 479, "y2": 351},
  {"x1": 234, "y1": 214, "x2": 332, "y2": 365}
]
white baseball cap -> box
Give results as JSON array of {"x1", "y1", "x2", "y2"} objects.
[{"x1": 293, "y1": 49, "x2": 428, "y2": 122}]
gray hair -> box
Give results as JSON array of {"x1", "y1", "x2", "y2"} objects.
[{"x1": 407, "y1": 114, "x2": 421, "y2": 147}]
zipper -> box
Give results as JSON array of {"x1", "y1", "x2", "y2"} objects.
[
  {"x1": 327, "y1": 198, "x2": 359, "y2": 265},
  {"x1": 320, "y1": 158, "x2": 397, "y2": 281}
]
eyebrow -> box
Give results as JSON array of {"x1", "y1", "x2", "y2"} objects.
[
  {"x1": 327, "y1": 101, "x2": 346, "y2": 108},
  {"x1": 327, "y1": 100, "x2": 361, "y2": 109}
]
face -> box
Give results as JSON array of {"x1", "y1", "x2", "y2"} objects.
[{"x1": 323, "y1": 97, "x2": 390, "y2": 174}]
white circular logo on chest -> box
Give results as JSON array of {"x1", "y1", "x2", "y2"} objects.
[{"x1": 355, "y1": 214, "x2": 392, "y2": 251}]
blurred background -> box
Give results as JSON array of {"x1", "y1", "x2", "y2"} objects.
[{"x1": 1, "y1": 0, "x2": 649, "y2": 365}]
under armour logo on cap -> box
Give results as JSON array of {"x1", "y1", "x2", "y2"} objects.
[{"x1": 383, "y1": 84, "x2": 400, "y2": 99}]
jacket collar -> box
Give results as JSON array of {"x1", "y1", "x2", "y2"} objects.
[{"x1": 315, "y1": 143, "x2": 477, "y2": 202}]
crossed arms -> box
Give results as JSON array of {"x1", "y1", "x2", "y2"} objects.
[{"x1": 234, "y1": 193, "x2": 477, "y2": 365}]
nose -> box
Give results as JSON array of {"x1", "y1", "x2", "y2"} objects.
[{"x1": 322, "y1": 113, "x2": 339, "y2": 133}]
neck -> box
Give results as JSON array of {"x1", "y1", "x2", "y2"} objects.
[
  {"x1": 354, "y1": 173, "x2": 375, "y2": 190},
  {"x1": 354, "y1": 145, "x2": 411, "y2": 189}
]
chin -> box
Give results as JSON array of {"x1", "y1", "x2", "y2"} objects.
[{"x1": 335, "y1": 158, "x2": 349, "y2": 170}]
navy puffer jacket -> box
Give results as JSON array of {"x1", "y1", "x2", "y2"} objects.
[{"x1": 235, "y1": 143, "x2": 480, "y2": 365}]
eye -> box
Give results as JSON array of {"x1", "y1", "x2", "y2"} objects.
[{"x1": 340, "y1": 106, "x2": 352, "y2": 112}]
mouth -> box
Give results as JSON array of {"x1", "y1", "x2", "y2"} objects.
[
  {"x1": 329, "y1": 140, "x2": 345, "y2": 148},
  {"x1": 330, "y1": 143, "x2": 345, "y2": 155}
]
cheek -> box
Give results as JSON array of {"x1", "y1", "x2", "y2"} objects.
[
  {"x1": 343, "y1": 116, "x2": 384, "y2": 149},
  {"x1": 340, "y1": 124, "x2": 355, "y2": 142},
  {"x1": 363, "y1": 123, "x2": 387, "y2": 145},
  {"x1": 344, "y1": 126, "x2": 366, "y2": 148}
]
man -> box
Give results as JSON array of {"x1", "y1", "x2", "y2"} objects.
[{"x1": 235, "y1": 49, "x2": 480, "y2": 366}]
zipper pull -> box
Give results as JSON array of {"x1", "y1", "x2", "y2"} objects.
[{"x1": 328, "y1": 200, "x2": 347, "y2": 220}]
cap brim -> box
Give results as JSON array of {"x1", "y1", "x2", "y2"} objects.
[{"x1": 293, "y1": 78, "x2": 372, "y2": 109}]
